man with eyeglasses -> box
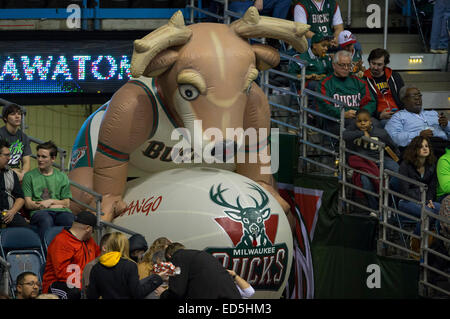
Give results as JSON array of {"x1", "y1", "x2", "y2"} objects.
[
  {"x1": 385, "y1": 85, "x2": 450, "y2": 158},
  {"x1": 15, "y1": 271, "x2": 40, "y2": 299},
  {"x1": 0, "y1": 139, "x2": 29, "y2": 228},
  {"x1": 316, "y1": 50, "x2": 376, "y2": 135}
]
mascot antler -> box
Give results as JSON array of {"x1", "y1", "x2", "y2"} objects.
[
  {"x1": 230, "y1": 6, "x2": 310, "y2": 54},
  {"x1": 130, "y1": 10, "x2": 193, "y2": 78}
]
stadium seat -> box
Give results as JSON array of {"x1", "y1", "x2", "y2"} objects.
[
  {"x1": 6, "y1": 251, "x2": 45, "y2": 296},
  {"x1": 43, "y1": 226, "x2": 64, "y2": 254},
  {"x1": 0, "y1": 227, "x2": 46, "y2": 298}
]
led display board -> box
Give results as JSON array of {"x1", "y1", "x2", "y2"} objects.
[{"x1": 0, "y1": 40, "x2": 133, "y2": 99}]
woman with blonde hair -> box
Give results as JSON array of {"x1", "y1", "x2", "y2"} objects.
[
  {"x1": 86, "y1": 232, "x2": 167, "y2": 299},
  {"x1": 138, "y1": 237, "x2": 171, "y2": 279}
]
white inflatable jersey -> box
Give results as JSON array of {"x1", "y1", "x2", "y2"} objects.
[{"x1": 70, "y1": 76, "x2": 236, "y2": 176}]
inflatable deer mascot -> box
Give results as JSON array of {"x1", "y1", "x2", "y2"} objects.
[{"x1": 69, "y1": 7, "x2": 309, "y2": 229}]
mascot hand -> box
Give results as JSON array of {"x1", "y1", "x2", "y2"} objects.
[
  {"x1": 94, "y1": 194, "x2": 127, "y2": 222},
  {"x1": 257, "y1": 181, "x2": 290, "y2": 213}
]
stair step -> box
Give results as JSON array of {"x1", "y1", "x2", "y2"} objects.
[
  {"x1": 399, "y1": 71, "x2": 450, "y2": 83},
  {"x1": 354, "y1": 33, "x2": 424, "y2": 53}
]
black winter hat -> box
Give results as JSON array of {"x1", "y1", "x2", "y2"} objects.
[{"x1": 129, "y1": 234, "x2": 148, "y2": 253}]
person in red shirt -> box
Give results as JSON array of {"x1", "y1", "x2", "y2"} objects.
[
  {"x1": 363, "y1": 48, "x2": 404, "y2": 127},
  {"x1": 42, "y1": 211, "x2": 100, "y2": 299}
]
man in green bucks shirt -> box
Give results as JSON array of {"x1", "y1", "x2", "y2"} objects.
[
  {"x1": 316, "y1": 50, "x2": 376, "y2": 135},
  {"x1": 22, "y1": 141, "x2": 74, "y2": 241}
]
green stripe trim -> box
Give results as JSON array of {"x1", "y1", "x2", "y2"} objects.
[{"x1": 97, "y1": 148, "x2": 129, "y2": 162}]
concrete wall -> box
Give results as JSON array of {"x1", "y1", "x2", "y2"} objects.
[{"x1": 23, "y1": 104, "x2": 102, "y2": 170}]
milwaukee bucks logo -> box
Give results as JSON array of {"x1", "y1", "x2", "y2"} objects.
[{"x1": 210, "y1": 183, "x2": 273, "y2": 249}]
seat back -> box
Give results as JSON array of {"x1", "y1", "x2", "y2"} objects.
[
  {"x1": 0, "y1": 227, "x2": 45, "y2": 261},
  {"x1": 43, "y1": 226, "x2": 64, "y2": 253},
  {"x1": 6, "y1": 250, "x2": 45, "y2": 284}
]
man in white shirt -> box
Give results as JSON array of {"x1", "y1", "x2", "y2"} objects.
[
  {"x1": 385, "y1": 85, "x2": 450, "y2": 158},
  {"x1": 294, "y1": 0, "x2": 344, "y2": 47}
]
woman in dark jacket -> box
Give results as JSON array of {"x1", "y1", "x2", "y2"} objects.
[
  {"x1": 87, "y1": 232, "x2": 166, "y2": 299},
  {"x1": 398, "y1": 136, "x2": 440, "y2": 234}
]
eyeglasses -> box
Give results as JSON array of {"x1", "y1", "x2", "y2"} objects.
[
  {"x1": 336, "y1": 63, "x2": 352, "y2": 69},
  {"x1": 20, "y1": 281, "x2": 41, "y2": 288}
]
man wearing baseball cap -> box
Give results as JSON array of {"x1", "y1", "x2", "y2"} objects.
[
  {"x1": 338, "y1": 30, "x2": 365, "y2": 78},
  {"x1": 42, "y1": 211, "x2": 100, "y2": 299}
]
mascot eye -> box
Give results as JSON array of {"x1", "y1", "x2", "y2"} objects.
[
  {"x1": 179, "y1": 84, "x2": 199, "y2": 101},
  {"x1": 257, "y1": 217, "x2": 261, "y2": 223},
  {"x1": 243, "y1": 218, "x2": 249, "y2": 224}
]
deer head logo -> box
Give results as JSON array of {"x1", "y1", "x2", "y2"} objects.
[{"x1": 210, "y1": 183, "x2": 273, "y2": 248}]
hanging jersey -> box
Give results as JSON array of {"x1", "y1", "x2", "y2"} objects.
[{"x1": 70, "y1": 77, "x2": 236, "y2": 177}]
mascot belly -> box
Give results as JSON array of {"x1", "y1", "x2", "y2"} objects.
[{"x1": 113, "y1": 167, "x2": 293, "y2": 299}]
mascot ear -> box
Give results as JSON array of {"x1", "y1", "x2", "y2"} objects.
[
  {"x1": 143, "y1": 49, "x2": 179, "y2": 77},
  {"x1": 252, "y1": 44, "x2": 280, "y2": 71}
]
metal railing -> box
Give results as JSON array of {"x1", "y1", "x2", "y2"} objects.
[
  {"x1": 0, "y1": 256, "x2": 10, "y2": 298},
  {"x1": 420, "y1": 206, "x2": 450, "y2": 297}
]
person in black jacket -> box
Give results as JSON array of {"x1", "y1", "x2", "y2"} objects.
[
  {"x1": 398, "y1": 136, "x2": 440, "y2": 235},
  {"x1": 160, "y1": 243, "x2": 241, "y2": 299},
  {"x1": 128, "y1": 233, "x2": 148, "y2": 263},
  {"x1": 86, "y1": 232, "x2": 166, "y2": 299}
]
